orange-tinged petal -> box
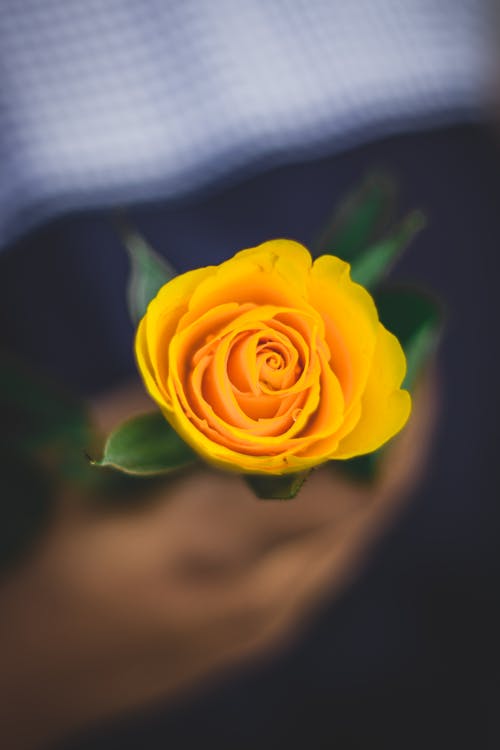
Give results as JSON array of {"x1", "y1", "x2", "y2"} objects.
[
  {"x1": 296, "y1": 400, "x2": 363, "y2": 460},
  {"x1": 226, "y1": 331, "x2": 260, "y2": 394},
  {"x1": 168, "y1": 303, "x2": 244, "y2": 396},
  {"x1": 235, "y1": 389, "x2": 305, "y2": 421},
  {"x1": 299, "y1": 349, "x2": 345, "y2": 437},
  {"x1": 188, "y1": 340, "x2": 322, "y2": 442}
]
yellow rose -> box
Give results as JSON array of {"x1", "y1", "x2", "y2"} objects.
[{"x1": 135, "y1": 240, "x2": 411, "y2": 475}]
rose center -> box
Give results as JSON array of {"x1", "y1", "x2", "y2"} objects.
[
  {"x1": 265, "y1": 350, "x2": 284, "y2": 370},
  {"x1": 256, "y1": 339, "x2": 297, "y2": 390}
]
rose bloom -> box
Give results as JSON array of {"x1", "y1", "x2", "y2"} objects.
[{"x1": 136, "y1": 240, "x2": 411, "y2": 474}]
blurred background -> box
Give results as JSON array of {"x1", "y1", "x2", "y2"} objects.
[{"x1": 0, "y1": 1, "x2": 499, "y2": 748}]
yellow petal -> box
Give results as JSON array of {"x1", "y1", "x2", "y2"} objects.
[
  {"x1": 147, "y1": 265, "x2": 216, "y2": 322},
  {"x1": 233, "y1": 238, "x2": 313, "y2": 294},
  {"x1": 135, "y1": 265, "x2": 216, "y2": 406},
  {"x1": 308, "y1": 255, "x2": 379, "y2": 407},
  {"x1": 180, "y1": 240, "x2": 314, "y2": 326},
  {"x1": 134, "y1": 315, "x2": 170, "y2": 407},
  {"x1": 332, "y1": 323, "x2": 412, "y2": 459}
]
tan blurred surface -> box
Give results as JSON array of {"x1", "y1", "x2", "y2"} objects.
[{"x1": 0, "y1": 371, "x2": 438, "y2": 749}]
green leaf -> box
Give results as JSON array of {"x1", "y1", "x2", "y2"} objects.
[
  {"x1": 375, "y1": 287, "x2": 443, "y2": 390},
  {"x1": 114, "y1": 213, "x2": 176, "y2": 324},
  {"x1": 313, "y1": 172, "x2": 397, "y2": 260},
  {"x1": 245, "y1": 470, "x2": 311, "y2": 500},
  {"x1": 91, "y1": 412, "x2": 198, "y2": 476},
  {"x1": 350, "y1": 211, "x2": 426, "y2": 289}
]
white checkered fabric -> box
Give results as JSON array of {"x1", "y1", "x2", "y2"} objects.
[{"x1": 0, "y1": 0, "x2": 494, "y2": 249}]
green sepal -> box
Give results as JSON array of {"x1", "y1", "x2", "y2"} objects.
[
  {"x1": 114, "y1": 213, "x2": 176, "y2": 324},
  {"x1": 338, "y1": 286, "x2": 442, "y2": 483},
  {"x1": 350, "y1": 211, "x2": 426, "y2": 289},
  {"x1": 245, "y1": 470, "x2": 311, "y2": 500},
  {"x1": 91, "y1": 411, "x2": 198, "y2": 476},
  {"x1": 313, "y1": 172, "x2": 397, "y2": 260}
]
